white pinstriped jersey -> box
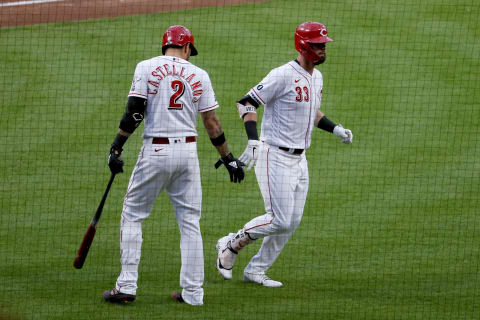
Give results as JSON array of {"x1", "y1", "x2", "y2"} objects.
[
  {"x1": 247, "y1": 60, "x2": 324, "y2": 150},
  {"x1": 128, "y1": 56, "x2": 219, "y2": 138}
]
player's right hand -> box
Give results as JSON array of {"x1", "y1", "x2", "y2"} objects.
[
  {"x1": 214, "y1": 153, "x2": 245, "y2": 183},
  {"x1": 238, "y1": 140, "x2": 259, "y2": 171},
  {"x1": 333, "y1": 125, "x2": 353, "y2": 144},
  {"x1": 108, "y1": 146, "x2": 124, "y2": 174}
]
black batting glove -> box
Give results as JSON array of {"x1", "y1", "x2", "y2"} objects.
[
  {"x1": 108, "y1": 145, "x2": 124, "y2": 174},
  {"x1": 214, "y1": 153, "x2": 245, "y2": 183}
]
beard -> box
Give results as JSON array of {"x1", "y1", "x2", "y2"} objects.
[{"x1": 314, "y1": 56, "x2": 326, "y2": 65}]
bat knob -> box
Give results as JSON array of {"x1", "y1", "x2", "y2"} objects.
[{"x1": 73, "y1": 256, "x2": 85, "y2": 269}]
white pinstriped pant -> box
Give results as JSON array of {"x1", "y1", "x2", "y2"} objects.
[
  {"x1": 243, "y1": 142, "x2": 309, "y2": 274},
  {"x1": 115, "y1": 137, "x2": 204, "y2": 306}
]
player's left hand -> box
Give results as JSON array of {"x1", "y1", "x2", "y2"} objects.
[
  {"x1": 333, "y1": 124, "x2": 353, "y2": 144},
  {"x1": 238, "y1": 140, "x2": 259, "y2": 171},
  {"x1": 214, "y1": 153, "x2": 245, "y2": 183}
]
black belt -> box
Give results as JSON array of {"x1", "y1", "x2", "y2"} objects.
[
  {"x1": 278, "y1": 146, "x2": 304, "y2": 155},
  {"x1": 152, "y1": 136, "x2": 196, "y2": 144}
]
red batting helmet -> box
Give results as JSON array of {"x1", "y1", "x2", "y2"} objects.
[
  {"x1": 294, "y1": 22, "x2": 333, "y2": 63},
  {"x1": 162, "y1": 25, "x2": 198, "y2": 56}
]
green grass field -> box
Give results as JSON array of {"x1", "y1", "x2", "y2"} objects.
[{"x1": 0, "y1": 0, "x2": 479, "y2": 319}]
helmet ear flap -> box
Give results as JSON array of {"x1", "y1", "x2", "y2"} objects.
[
  {"x1": 294, "y1": 35, "x2": 306, "y2": 54},
  {"x1": 299, "y1": 39, "x2": 309, "y2": 53},
  {"x1": 297, "y1": 39, "x2": 322, "y2": 64}
]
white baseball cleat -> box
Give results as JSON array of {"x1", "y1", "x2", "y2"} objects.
[
  {"x1": 243, "y1": 272, "x2": 283, "y2": 288},
  {"x1": 216, "y1": 233, "x2": 237, "y2": 280},
  {"x1": 216, "y1": 258, "x2": 232, "y2": 280}
]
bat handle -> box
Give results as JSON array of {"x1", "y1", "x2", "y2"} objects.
[{"x1": 92, "y1": 173, "x2": 116, "y2": 224}]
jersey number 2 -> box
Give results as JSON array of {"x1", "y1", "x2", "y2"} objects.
[
  {"x1": 169, "y1": 80, "x2": 185, "y2": 109},
  {"x1": 295, "y1": 86, "x2": 309, "y2": 102}
]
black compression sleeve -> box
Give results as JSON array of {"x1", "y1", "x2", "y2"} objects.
[
  {"x1": 244, "y1": 121, "x2": 259, "y2": 140},
  {"x1": 119, "y1": 96, "x2": 147, "y2": 133},
  {"x1": 317, "y1": 116, "x2": 337, "y2": 133},
  {"x1": 111, "y1": 133, "x2": 128, "y2": 152}
]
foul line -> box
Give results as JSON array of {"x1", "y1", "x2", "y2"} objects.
[{"x1": 0, "y1": 0, "x2": 64, "y2": 7}]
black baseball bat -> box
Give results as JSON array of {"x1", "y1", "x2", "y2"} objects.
[{"x1": 73, "y1": 173, "x2": 116, "y2": 269}]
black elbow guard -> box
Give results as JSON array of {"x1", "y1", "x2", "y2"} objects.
[
  {"x1": 119, "y1": 97, "x2": 147, "y2": 133},
  {"x1": 119, "y1": 112, "x2": 144, "y2": 133}
]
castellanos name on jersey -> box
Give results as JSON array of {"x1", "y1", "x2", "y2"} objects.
[
  {"x1": 247, "y1": 61, "x2": 324, "y2": 150},
  {"x1": 128, "y1": 56, "x2": 219, "y2": 138}
]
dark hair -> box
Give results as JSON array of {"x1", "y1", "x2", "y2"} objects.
[{"x1": 162, "y1": 44, "x2": 183, "y2": 55}]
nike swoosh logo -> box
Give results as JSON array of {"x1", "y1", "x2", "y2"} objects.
[
  {"x1": 295, "y1": 79, "x2": 300, "y2": 83},
  {"x1": 154, "y1": 148, "x2": 164, "y2": 152}
]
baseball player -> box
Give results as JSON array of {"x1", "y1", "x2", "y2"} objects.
[
  {"x1": 216, "y1": 22, "x2": 353, "y2": 287},
  {"x1": 103, "y1": 25, "x2": 244, "y2": 306}
]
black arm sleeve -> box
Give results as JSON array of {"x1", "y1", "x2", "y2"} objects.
[
  {"x1": 244, "y1": 121, "x2": 259, "y2": 140},
  {"x1": 317, "y1": 116, "x2": 337, "y2": 133},
  {"x1": 111, "y1": 133, "x2": 128, "y2": 152},
  {"x1": 119, "y1": 96, "x2": 147, "y2": 134},
  {"x1": 237, "y1": 95, "x2": 260, "y2": 109}
]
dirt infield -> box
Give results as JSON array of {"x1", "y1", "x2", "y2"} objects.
[{"x1": 0, "y1": 0, "x2": 266, "y2": 27}]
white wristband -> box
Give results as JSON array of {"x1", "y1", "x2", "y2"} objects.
[{"x1": 237, "y1": 103, "x2": 257, "y2": 119}]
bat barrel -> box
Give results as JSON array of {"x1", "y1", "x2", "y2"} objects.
[
  {"x1": 73, "y1": 173, "x2": 115, "y2": 269},
  {"x1": 73, "y1": 224, "x2": 97, "y2": 269}
]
